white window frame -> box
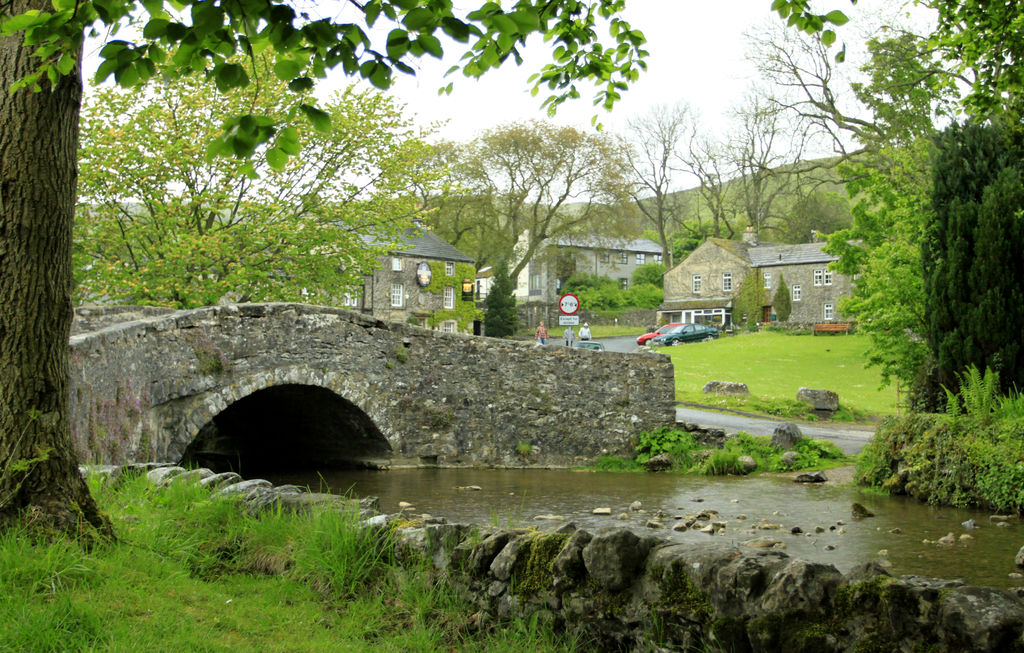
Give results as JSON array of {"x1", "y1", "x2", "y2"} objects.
[
  {"x1": 653, "y1": 253, "x2": 663, "y2": 264},
  {"x1": 636, "y1": 253, "x2": 646, "y2": 265},
  {"x1": 763, "y1": 271, "x2": 771, "y2": 289},
  {"x1": 443, "y1": 286, "x2": 455, "y2": 309},
  {"x1": 722, "y1": 272, "x2": 732, "y2": 292},
  {"x1": 692, "y1": 274, "x2": 702, "y2": 293},
  {"x1": 814, "y1": 269, "x2": 823, "y2": 286},
  {"x1": 390, "y1": 283, "x2": 404, "y2": 307},
  {"x1": 442, "y1": 320, "x2": 457, "y2": 333},
  {"x1": 445, "y1": 261, "x2": 455, "y2": 276},
  {"x1": 824, "y1": 303, "x2": 834, "y2": 320},
  {"x1": 618, "y1": 251, "x2": 628, "y2": 264},
  {"x1": 824, "y1": 270, "x2": 833, "y2": 286},
  {"x1": 599, "y1": 251, "x2": 610, "y2": 264},
  {"x1": 392, "y1": 257, "x2": 403, "y2": 271},
  {"x1": 792, "y1": 284, "x2": 802, "y2": 302}
]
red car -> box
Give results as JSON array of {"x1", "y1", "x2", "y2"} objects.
[{"x1": 636, "y1": 323, "x2": 683, "y2": 346}]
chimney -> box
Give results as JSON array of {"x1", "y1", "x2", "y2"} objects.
[
  {"x1": 742, "y1": 226, "x2": 759, "y2": 246},
  {"x1": 810, "y1": 229, "x2": 819, "y2": 243}
]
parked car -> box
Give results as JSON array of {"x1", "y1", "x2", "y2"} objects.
[
  {"x1": 574, "y1": 341, "x2": 605, "y2": 351},
  {"x1": 650, "y1": 323, "x2": 719, "y2": 346},
  {"x1": 636, "y1": 323, "x2": 683, "y2": 346}
]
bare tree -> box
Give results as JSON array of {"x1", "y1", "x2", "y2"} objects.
[
  {"x1": 623, "y1": 103, "x2": 694, "y2": 267},
  {"x1": 677, "y1": 129, "x2": 738, "y2": 241}
]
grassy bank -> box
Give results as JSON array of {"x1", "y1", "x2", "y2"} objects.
[
  {"x1": 0, "y1": 473, "x2": 575, "y2": 652},
  {"x1": 658, "y1": 330, "x2": 897, "y2": 421}
]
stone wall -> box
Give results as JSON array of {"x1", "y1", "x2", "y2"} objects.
[
  {"x1": 390, "y1": 519, "x2": 1024, "y2": 652},
  {"x1": 69, "y1": 303, "x2": 676, "y2": 469}
]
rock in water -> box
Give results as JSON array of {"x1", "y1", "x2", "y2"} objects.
[
  {"x1": 851, "y1": 502, "x2": 875, "y2": 518},
  {"x1": 794, "y1": 471, "x2": 827, "y2": 483}
]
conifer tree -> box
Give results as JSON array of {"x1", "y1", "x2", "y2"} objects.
[
  {"x1": 484, "y1": 260, "x2": 518, "y2": 338},
  {"x1": 774, "y1": 274, "x2": 793, "y2": 322},
  {"x1": 925, "y1": 122, "x2": 1024, "y2": 395}
]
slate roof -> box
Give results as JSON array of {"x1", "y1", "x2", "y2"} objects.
[
  {"x1": 745, "y1": 241, "x2": 838, "y2": 268},
  {"x1": 661, "y1": 298, "x2": 734, "y2": 310},
  {"x1": 552, "y1": 235, "x2": 662, "y2": 253},
  {"x1": 363, "y1": 226, "x2": 474, "y2": 263}
]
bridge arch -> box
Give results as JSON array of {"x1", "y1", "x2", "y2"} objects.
[{"x1": 180, "y1": 383, "x2": 391, "y2": 474}]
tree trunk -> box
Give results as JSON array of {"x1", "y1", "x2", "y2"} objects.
[{"x1": 0, "y1": 1, "x2": 112, "y2": 536}]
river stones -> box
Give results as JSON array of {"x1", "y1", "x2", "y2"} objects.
[
  {"x1": 581, "y1": 527, "x2": 654, "y2": 591},
  {"x1": 771, "y1": 422, "x2": 804, "y2": 450},
  {"x1": 795, "y1": 470, "x2": 828, "y2": 483},
  {"x1": 1015, "y1": 545, "x2": 1024, "y2": 569},
  {"x1": 851, "y1": 502, "x2": 875, "y2": 518}
]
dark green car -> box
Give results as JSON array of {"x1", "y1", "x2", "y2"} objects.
[{"x1": 650, "y1": 323, "x2": 718, "y2": 346}]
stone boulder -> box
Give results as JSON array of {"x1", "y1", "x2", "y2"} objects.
[
  {"x1": 1016, "y1": 545, "x2": 1024, "y2": 569},
  {"x1": 797, "y1": 387, "x2": 839, "y2": 412},
  {"x1": 771, "y1": 422, "x2": 804, "y2": 450},
  {"x1": 780, "y1": 451, "x2": 798, "y2": 469},
  {"x1": 643, "y1": 453, "x2": 673, "y2": 472},
  {"x1": 738, "y1": 455, "x2": 758, "y2": 474},
  {"x1": 794, "y1": 471, "x2": 827, "y2": 483},
  {"x1": 702, "y1": 381, "x2": 750, "y2": 396},
  {"x1": 582, "y1": 527, "x2": 655, "y2": 591}
]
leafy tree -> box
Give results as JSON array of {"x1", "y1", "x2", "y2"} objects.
[
  {"x1": 631, "y1": 263, "x2": 666, "y2": 288},
  {"x1": 773, "y1": 274, "x2": 792, "y2": 322},
  {"x1": 925, "y1": 122, "x2": 1024, "y2": 397},
  {"x1": 769, "y1": 190, "x2": 851, "y2": 244},
  {"x1": 428, "y1": 120, "x2": 632, "y2": 279},
  {"x1": 0, "y1": 0, "x2": 852, "y2": 533},
  {"x1": 76, "y1": 65, "x2": 432, "y2": 308},
  {"x1": 483, "y1": 260, "x2": 517, "y2": 338}
]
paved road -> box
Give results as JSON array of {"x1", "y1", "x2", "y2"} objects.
[
  {"x1": 590, "y1": 334, "x2": 875, "y2": 454},
  {"x1": 675, "y1": 407, "x2": 874, "y2": 455}
]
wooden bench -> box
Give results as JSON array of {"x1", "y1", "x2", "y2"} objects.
[{"x1": 812, "y1": 322, "x2": 852, "y2": 335}]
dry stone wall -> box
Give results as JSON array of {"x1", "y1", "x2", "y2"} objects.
[{"x1": 69, "y1": 303, "x2": 676, "y2": 469}]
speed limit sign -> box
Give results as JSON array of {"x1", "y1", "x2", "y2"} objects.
[{"x1": 558, "y1": 293, "x2": 580, "y2": 315}]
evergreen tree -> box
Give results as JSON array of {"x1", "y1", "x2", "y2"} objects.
[
  {"x1": 733, "y1": 271, "x2": 765, "y2": 331},
  {"x1": 484, "y1": 259, "x2": 518, "y2": 337},
  {"x1": 925, "y1": 122, "x2": 1024, "y2": 395},
  {"x1": 774, "y1": 274, "x2": 793, "y2": 322}
]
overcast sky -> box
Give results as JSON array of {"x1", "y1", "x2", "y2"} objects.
[{"x1": 340, "y1": 0, "x2": 930, "y2": 145}]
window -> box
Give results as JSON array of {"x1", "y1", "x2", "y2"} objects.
[
  {"x1": 445, "y1": 261, "x2": 455, "y2": 276},
  {"x1": 824, "y1": 303, "x2": 834, "y2": 320},
  {"x1": 792, "y1": 284, "x2": 802, "y2": 302},
  {"x1": 342, "y1": 293, "x2": 354, "y2": 307},
  {"x1": 636, "y1": 253, "x2": 646, "y2": 265},
  {"x1": 392, "y1": 257, "x2": 402, "y2": 271},
  {"x1": 530, "y1": 273, "x2": 543, "y2": 292},
  {"x1": 763, "y1": 271, "x2": 771, "y2": 288},
  {"x1": 619, "y1": 278, "x2": 629, "y2": 289},
  {"x1": 443, "y1": 286, "x2": 455, "y2": 309},
  {"x1": 390, "y1": 283, "x2": 404, "y2": 307},
  {"x1": 814, "y1": 269, "x2": 823, "y2": 286},
  {"x1": 442, "y1": 320, "x2": 456, "y2": 333},
  {"x1": 824, "y1": 270, "x2": 833, "y2": 286},
  {"x1": 722, "y1": 272, "x2": 733, "y2": 292},
  {"x1": 599, "y1": 251, "x2": 610, "y2": 264},
  {"x1": 618, "y1": 251, "x2": 628, "y2": 264},
  {"x1": 692, "y1": 274, "x2": 702, "y2": 293},
  {"x1": 653, "y1": 253, "x2": 663, "y2": 264}
]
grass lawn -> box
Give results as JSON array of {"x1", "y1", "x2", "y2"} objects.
[{"x1": 658, "y1": 330, "x2": 898, "y2": 421}]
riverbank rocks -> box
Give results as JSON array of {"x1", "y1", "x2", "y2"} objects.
[
  {"x1": 642, "y1": 454, "x2": 672, "y2": 472},
  {"x1": 771, "y1": 422, "x2": 804, "y2": 450},
  {"x1": 1016, "y1": 545, "x2": 1024, "y2": 569},
  {"x1": 797, "y1": 387, "x2": 840, "y2": 415},
  {"x1": 795, "y1": 470, "x2": 828, "y2": 483},
  {"x1": 702, "y1": 380, "x2": 750, "y2": 396}
]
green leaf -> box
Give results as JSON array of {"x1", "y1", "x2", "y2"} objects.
[
  {"x1": 824, "y1": 10, "x2": 849, "y2": 26},
  {"x1": 1, "y1": 10, "x2": 44, "y2": 33},
  {"x1": 288, "y1": 77, "x2": 314, "y2": 92},
  {"x1": 821, "y1": 29, "x2": 836, "y2": 47},
  {"x1": 300, "y1": 103, "x2": 332, "y2": 133},
  {"x1": 266, "y1": 147, "x2": 288, "y2": 171},
  {"x1": 142, "y1": 18, "x2": 169, "y2": 38},
  {"x1": 387, "y1": 28, "x2": 410, "y2": 60},
  {"x1": 403, "y1": 7, "x2": 434, "y2": 31},
  {"x1": 417, "y1": 34, "x2": 443, "y2": 58},
  {"x1": 215, "y1": 63, "x2": 249, "y2": 92},
  {"x1": 273, "y1": 57, "x2": 304, "y2": 81}
]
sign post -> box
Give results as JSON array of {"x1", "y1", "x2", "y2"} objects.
[{"x1": 558, "y1": 293, "x2": 580, "y2": 326}]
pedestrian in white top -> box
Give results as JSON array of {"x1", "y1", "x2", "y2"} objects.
[{"x1": 578, "y1": 323, "x2": 591, "y2": 340}]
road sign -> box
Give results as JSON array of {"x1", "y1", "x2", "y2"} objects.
[
  {"x1": 558, "y1": 293, "x2": 580, "y2": 315},
  {"x1": 558, "y1": 315, "x2": 580, "y2": 326}
]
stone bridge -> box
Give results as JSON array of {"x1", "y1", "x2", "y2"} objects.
[{"x1": 69, "y1": 303, "x2": 676, "y2": 474}]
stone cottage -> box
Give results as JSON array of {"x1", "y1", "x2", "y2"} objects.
[{"x1": 660, "y1": 229, "x2": 854, "y2": 327}]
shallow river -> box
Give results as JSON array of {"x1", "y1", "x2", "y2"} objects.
[{"x1": 265, "y1": 467, "x2": 1024, "y2": 590}]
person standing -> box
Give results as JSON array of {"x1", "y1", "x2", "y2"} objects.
[
  {"x1": 535, "y1": 321, "x2": 548, "y2": 344},
  {"x1": 578, "y1": 322, "x2": 591, "y2": 341},
  {"x1": 564, "y1": 325, "x2": 575, "y2": 347}
]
